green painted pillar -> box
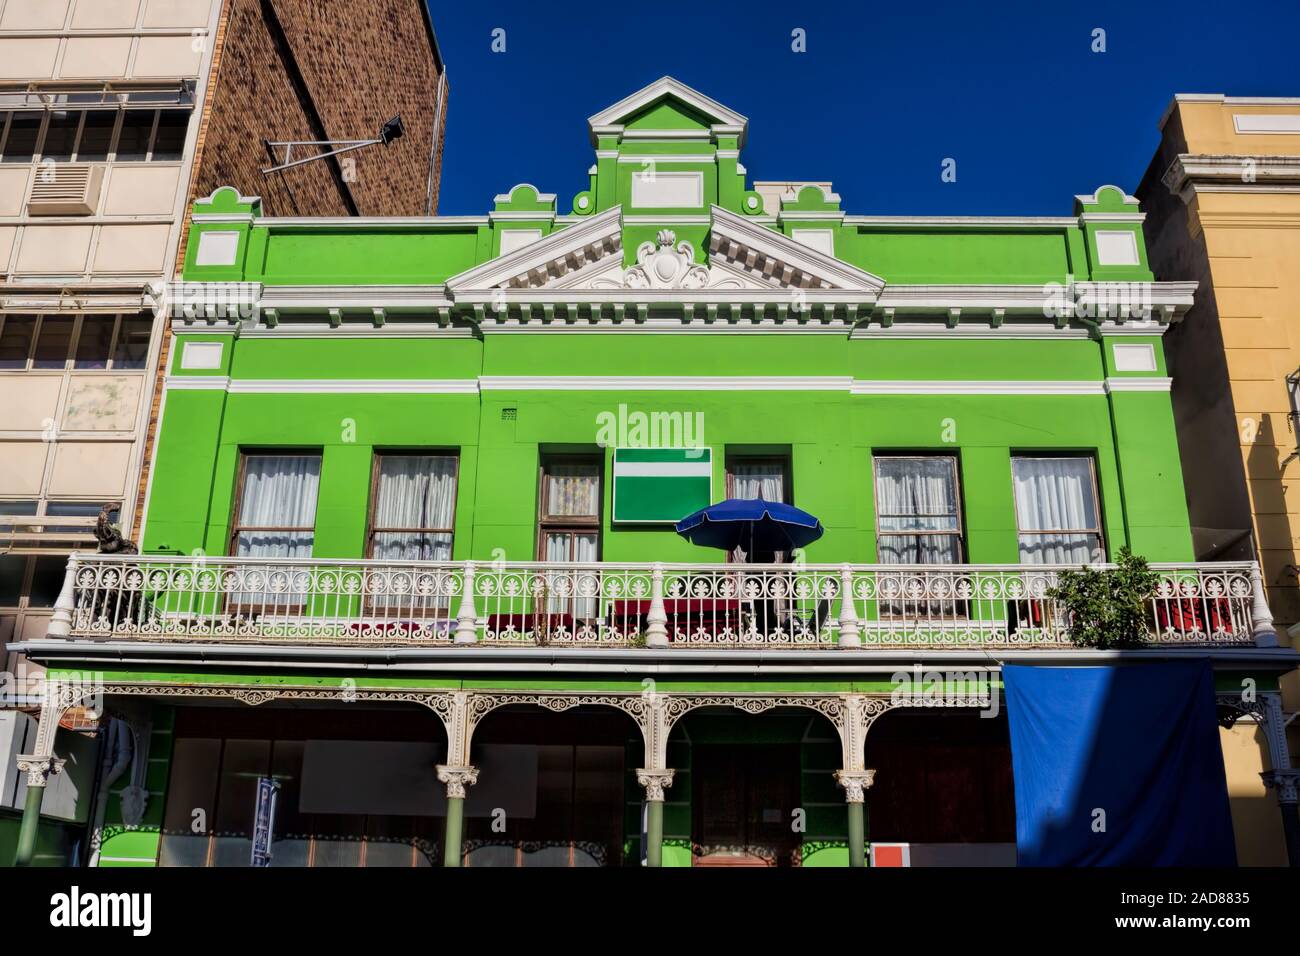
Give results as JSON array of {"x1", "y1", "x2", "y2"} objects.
[
  {"x1": 437, "y1": 765, "x2": 477, "y2": 868},
  {"x1": 846, "y1": 801, "x2": 865, "y2": 868},
  {"x1": 443, "y1": 795, "x2": 465, "y2": 868},
  {"x1": 13, "y1": 783, "x2": 45, "y2": 867},
  {"x1": 645, "y1": 799, "x2": 664, "y2": 868},
  {"x1": 638, "y1": 769, "x2": 674, "y2": 867},
  {"x1": 835, "y1": 769, "x2": 875, "y2": 868}
]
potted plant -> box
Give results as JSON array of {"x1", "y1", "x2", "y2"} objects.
[{"x1": 1046, "y1": 546, "x2": 1160, "y2": 648}]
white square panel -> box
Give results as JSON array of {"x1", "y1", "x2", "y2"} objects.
[
  {"x1": 180, "y1": 341, "x2": 223, "y2": 370},
  {"x1": 1112, "y1": 343, "x2": 1157, "y2": 372},
  {"x1": 499, "y1": 229, "x2": 543, "y2": 256},
  {"x1": 194, "y1": 230, "x2": 240, "y2": 267},
  {"x1": 791, "y1": 229, "x2": 835, "y2": 256},
  {"x1": 1094, "y1": 230, "x2": 1140, "y2": 266},
  {"x1": 630, "y1": 171, "x2": 703, "y2": 208}
]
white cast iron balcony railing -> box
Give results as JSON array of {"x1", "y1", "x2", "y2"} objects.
[{"x1": 42, "y1": 554, "x2": 1275, "y2": 650}]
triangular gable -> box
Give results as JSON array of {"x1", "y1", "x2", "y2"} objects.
[
  {"x1": 587, "y1": 76, "x2": 748, "y2": 146},
  {"x1": 445, "y1": 207, "x2": 622, "y2": 292},
  {"x1": 708, "y1": 206, "x2": 885, "y2": 293}
]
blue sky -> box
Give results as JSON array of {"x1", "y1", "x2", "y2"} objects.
[{"x1": 427, "y1": 0, "x2": 1299, "y2": 216}]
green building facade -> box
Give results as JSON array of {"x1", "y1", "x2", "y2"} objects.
[{"x1": 11, "y1": 79, "x2": 1297, "y2": 869}]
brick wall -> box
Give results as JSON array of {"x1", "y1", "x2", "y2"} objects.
[
  {"x1": 193, "y1": 0, "x2": 447, "y2": 216},
  {"x1": 133, "y1": 0, "x2": 446, "y2": 531}
]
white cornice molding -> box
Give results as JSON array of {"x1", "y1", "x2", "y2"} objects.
[
  {"x1": 253, "y1": 216, "x2": 489, "y2": 229},
  {"x1": 1104, "y1": 376, "x2": 1172, "y2": 393},
  {"x1": 164, "y1": 376, "x2": 478, "y2": 394},
  {"x1": 619, "y1": 129, "x2": 721, "y2": 141},
  {"x1": 480, "y1": 375, "x2": 853, "y2": 392},
  {"x1": 487, "y1": 211, "x2": 557, "y2": 223},
  {"x1": 191, "y1": 213, "x2": 257, "y2": 225},
  {"x1": 776, "y1": 210, "x2": 845, "y2": 223},
  {"x1": 1162, "y1": 153, "x2": 1300, "y2": 200},
  {"x1": 846, "y1": 215, "x2": 1079, "y2": 228},
  {"x1": 163, "y1": 374, "x2": 1148, "y2": 396},
  {"x1": 623, "y1": 215, "x2": 712, "y2": 225},
  {"x1": 1077, "y1": 212, "x2": 1146, "y2": 224},
  {"x1": 161, "y1": 277, "x2": 1194, "y2": 332},
  {"x1": 228, "y1": 379, "x2": 479, "y2": 394},
  {"x1": 851, "y1": 380, "x2": 1105, "y2": 396},
  {"x1": 875, "y1": 281, "x2": 1195, "y2": 321},
  {"x1": 616, "y1": 154, "x2": 717, "y2": 164},
  {"x1": 259, "y1": 285, "x2": 451, "y2": 311},
  {"x1": 163, "y1": 375, "x2": 230, "y2": 390}
]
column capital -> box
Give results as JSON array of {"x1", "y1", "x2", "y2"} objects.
[
  {"x1": 16, "y1": 754, "x2": 66, "y2": 789},
  {"x1": 834, "y1": 768, "x2": 876, "y2": 804},
  {"x1": 636, "y1": 768, "x2": 675, "y2": 802},
  {"x1": 436, "y1": 764, "x2": 479, "y2": 799},
  {"x1": 1261, "y1": 768, "x2": 1300, "y2": 805}
]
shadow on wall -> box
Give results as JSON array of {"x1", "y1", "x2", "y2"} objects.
[
  {"x1": 1220, "y1": 722, "x2": 1288, "y2": 866},
  {"x1": 1247, "y1": 414, "x2": 1299, "y2": 626}
]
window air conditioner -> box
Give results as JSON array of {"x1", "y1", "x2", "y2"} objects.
[{"x1": 26, "y1": 164, "x2": 105, "y2": 216}]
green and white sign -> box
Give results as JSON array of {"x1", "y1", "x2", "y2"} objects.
[{"x1": 612, "y1": 448, "x2": 712, "y2": 524}]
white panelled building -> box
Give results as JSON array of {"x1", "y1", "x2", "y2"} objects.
[{"x1": 0, "y1": 0, "x2": 223, "y2": 703}]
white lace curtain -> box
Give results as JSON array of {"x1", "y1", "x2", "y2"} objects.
[
  {"x1": 1012, "y1": 457, "x2": 1099, "y2": 564},
  {"x1": 234, "y1": 455, "x2": 321, "y2": 558},
  {"x1": 545, "y1": 464, "x2": 600, "y2": 517},
  {"x1": 544, "y1": 532, "x2": 598, "y2": 618},
  {"x1": 874, "y1": 457, "x2": 960, "y2": 563},
  {"x1": 372, "y1": 455, "x2": 457, "y2": 562},
  {"x1": 731, "y1": 461, "x2": 785, "y2": 501}
]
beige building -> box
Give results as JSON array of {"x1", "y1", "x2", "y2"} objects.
[
  {"x1": 0, "y1": 0, "x2": 450, "y2": 714},
  {"x1": 0, "y1": 0, "x2": 224, "y2": 704},
  {"x1": 1140, "y1": 94, "x2": 1300, "y2": 865}
]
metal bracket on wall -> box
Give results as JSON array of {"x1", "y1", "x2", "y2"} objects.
[{"x1": 261, "y1": 115, "x2": 404, "y2": 175}]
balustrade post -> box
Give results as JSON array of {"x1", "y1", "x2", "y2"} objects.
[
  {"x1": 645, "y1": 563, "x2": 669, "y2": 648},
  {"x1": 1249, "y1": 562, "x2": 1279, "y2": 647},
  {"x1": 837, "y1": 565, "x2": 861, "y2": 647},
  {"x1": 834, "y1": 769, "x2": 876, "y2": 868},
  {"x1": 45, "y1": 555, "x2": 79, "y2": 640},
  {"x1": 454, "y1": 562, "x2": 479, "y2": 644}
]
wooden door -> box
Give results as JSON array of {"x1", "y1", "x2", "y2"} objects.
[{"x1": 692, "y1": 744, "x2": 801, "y2": 866}]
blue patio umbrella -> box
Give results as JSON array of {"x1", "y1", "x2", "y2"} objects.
[{"x1": 675, "y1": 498, "x2": 824, "y2": 555}]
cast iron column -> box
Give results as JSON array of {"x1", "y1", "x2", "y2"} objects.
[
  {"x1": 835, "y1": 769, "x2": 876, "y2": 868},
  {"x1": 436, "y1": 765, "x2": 478, "y2": 867},
  {"x1": 637, "y1": 769, "x2": 675, "y2": 866}
]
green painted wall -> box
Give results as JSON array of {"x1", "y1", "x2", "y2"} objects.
[{"x1": 144, "y1": 329, "x2": 1193, "y2": 565}]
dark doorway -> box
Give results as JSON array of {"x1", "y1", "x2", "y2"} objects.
[
  {"x1": 864, "y1": 710, "x2": 1015, "y2": 843},
  {"x1": 692, "y1": 743, "x2": 801, "y2": 866}
]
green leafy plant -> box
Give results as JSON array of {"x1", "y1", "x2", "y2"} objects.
[{"x1": 1046, "y1": 546, "x2": 1160, "y2": 648}]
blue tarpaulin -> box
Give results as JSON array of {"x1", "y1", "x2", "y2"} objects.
[{"x1": 1003, "y1": 661, "x2": 1236, "y2": 866}]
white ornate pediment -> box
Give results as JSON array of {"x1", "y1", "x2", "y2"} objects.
[
  {"x1": 573, "y1": 230, "x2": 771, "y2": 291},
  {"x1": 444, "y1": 205, "x2": 885, "y2": 301}
]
